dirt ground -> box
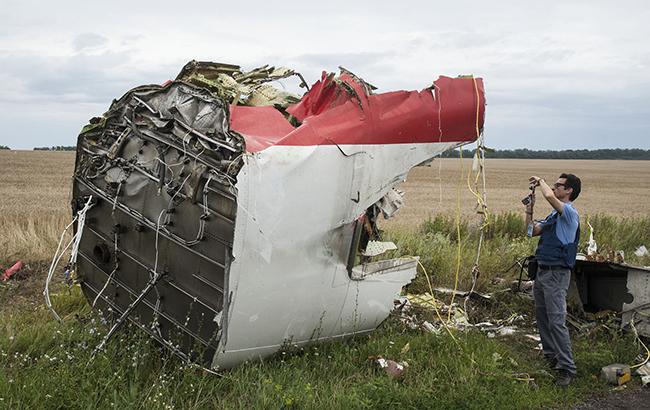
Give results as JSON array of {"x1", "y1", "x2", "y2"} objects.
[{"x1": 571, "y1": 384, "x2": 650, "y2": 409}]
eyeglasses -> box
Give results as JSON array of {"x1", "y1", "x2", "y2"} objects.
[{"x1": 553, "y1": 183, "x2": 567, "y2": 189}]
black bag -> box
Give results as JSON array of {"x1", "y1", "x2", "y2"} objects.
[{"x1": 525, "y1": 256, "x2": 538, "y2": 281}]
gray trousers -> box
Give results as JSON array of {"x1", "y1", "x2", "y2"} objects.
[{"x1": 533, "y1": 266, "x2": 577, "y2": 374}]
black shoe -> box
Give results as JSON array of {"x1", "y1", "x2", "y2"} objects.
[{"x1": 555, "y1": 369, "x2": 575, "y2": 387}]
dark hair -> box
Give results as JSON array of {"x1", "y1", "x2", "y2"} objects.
[{"x1": 559, "y1": 173, "x2": 581, "y2": 201}]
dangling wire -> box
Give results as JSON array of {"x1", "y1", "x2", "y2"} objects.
[
  {"x1": 447, "y1": 76, "x2": 490, "y2": 317},
  {"x1": 463, "y1": 77, "x2": 490, "y2": 313},
  {"x1": 44, "y1": 196, "x2": 94, "y2": 322}
]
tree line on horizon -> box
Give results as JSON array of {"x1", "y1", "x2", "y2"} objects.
[
  {"x1": 33, "y1": 146, "x2": 76, "y2": 151},
  {"x1": 441, "y1": 148, "x2": 650, "y2": 160}
]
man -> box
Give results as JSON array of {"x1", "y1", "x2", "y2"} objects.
[{"x1": 525, "y1": 173, "x2": 581, "y2": 387}]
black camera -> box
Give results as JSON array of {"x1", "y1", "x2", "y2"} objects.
[{"x1": 521, "y1": 184, "x2": 536, "y2": 205}]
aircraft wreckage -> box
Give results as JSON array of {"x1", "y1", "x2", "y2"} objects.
[{"x1": 69, "y1": 60, "x2": 485, "y2": 369}]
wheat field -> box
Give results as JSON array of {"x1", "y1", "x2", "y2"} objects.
[
  {"x1": 384, "y1": 157, "x2": 650, "y2": 228},
  {"x1": 2, "y1": 150, "x2": 649, "y2": 262},
  {"x1": 0, "y1": 151, "x2": 75, "y2": 261}
]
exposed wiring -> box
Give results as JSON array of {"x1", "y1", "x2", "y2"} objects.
[{"x1": 44, "y1": 196, "x2": 94, "y2": 322}]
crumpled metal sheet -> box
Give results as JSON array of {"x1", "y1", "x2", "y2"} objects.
[
  {"x1": 71, "y1": 60, "x2": 486, "y2": 370},
  {"x1": 175, "y1": 60, "x2": 301, "y2": 108},
  {"x1": 230, "y1": 71, "x2": 485, "y2": 153}
]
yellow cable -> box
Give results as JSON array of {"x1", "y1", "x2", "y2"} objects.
[{"x1": 416, "y1": 259, "x2": 460, "y2": 344}]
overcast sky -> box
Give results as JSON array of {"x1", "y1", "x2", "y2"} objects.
[{"x1": 1, "y1": 0, "x2": 648, "y2": 150}]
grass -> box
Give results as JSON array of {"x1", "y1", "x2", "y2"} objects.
[{"x1": 0, "y1": 286, "x2": 642, "y2": 409}]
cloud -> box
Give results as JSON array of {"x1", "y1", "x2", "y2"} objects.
[
  {"x1": 72, "y1": 33, "x2": 108, "y2": 52},
  {"x1": 0, "y1": 49, "x2": 177, "y2": 104}
]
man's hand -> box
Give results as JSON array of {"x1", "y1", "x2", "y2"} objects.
[
  {"x1": 529, "y1": 176, "x2": 543, "y2": 187},
  {"x1": 529, "y1": 175, "x2": 565, "y2": 214}
]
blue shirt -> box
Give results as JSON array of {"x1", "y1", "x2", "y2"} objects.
[{"x1": 539, "y1": 202, "x2": 579, "y2": 244}]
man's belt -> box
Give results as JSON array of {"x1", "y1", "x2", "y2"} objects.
[{"x1": 538, "y1": 264, "x2": 570, "y2": 271}]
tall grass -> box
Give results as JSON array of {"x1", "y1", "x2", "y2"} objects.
[
  {"x1": 385, "y1": 213, "x2": 650, "y2": 294},
  {"x1": 0, "y1": 211, "x2": 70, "y2": 264}
]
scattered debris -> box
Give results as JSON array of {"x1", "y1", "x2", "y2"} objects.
[
  {"x1": 432, "y1": 287, "x2": 492, "y2": 303},
  {"x1": 602, "y1": 364, "x2": 632, "y2": 386},
  {"x1": 582, "y1": 250, "x2": 627, "y2": 264},
  {"x1": 370, "y1": 356, "x2": 409, "y2": 379},
  {"x1": 1, "y1": 260, "x2": 28, "y2": 281},
  {"x1": 406, "y1": 293, "x2": 443, "y2": 310},
  {"x1": 635, "y1": 245, "x2": 649, "y2": 258},
  {"x1": 634, "y1": 361, "x2": 650, "y2": 386},
  {"x1": 421, "y1": 321, "x2": 441, "y2": 335},
  {"x1": 635, "y1": 362, "x2": 650, "y2": 377},
  {"x1": 497, "y1": 326, "x2": 517, "y2": 337},
  {"x1": 397, "y1": 293, "x2": 527, "y2": 339}
]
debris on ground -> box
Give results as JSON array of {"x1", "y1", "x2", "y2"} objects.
[
  {"x1": 370, "y1": 356, "x2": 409, "y2": 379},
  {"x1": 635, "y1": 245, "x2": 649, "y2": 257},
  {"x1": 432, "y1": 287, "x2": 492, "y2": 303},
  {"x1": 496, "y1": 326, "x2": 517, "y2": 337},
  {"x1": 1, "y1": 260, "x2": 30, "y2": 281},
  {"x1": 421, "y1": 321, "x2": 441, "y2": 335},
  {"x1": 635, "y1": 362, "x2": 650, "y2": 377},
  {"x1": 601, "y1": 363, "x2": 632, "y2": 386},
  {"x1": 581, "y1": 250, "x2": 627, "y2": 264},
  {"x1": 395, "y1": 292, "x2": 529, "y2": 339}
]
